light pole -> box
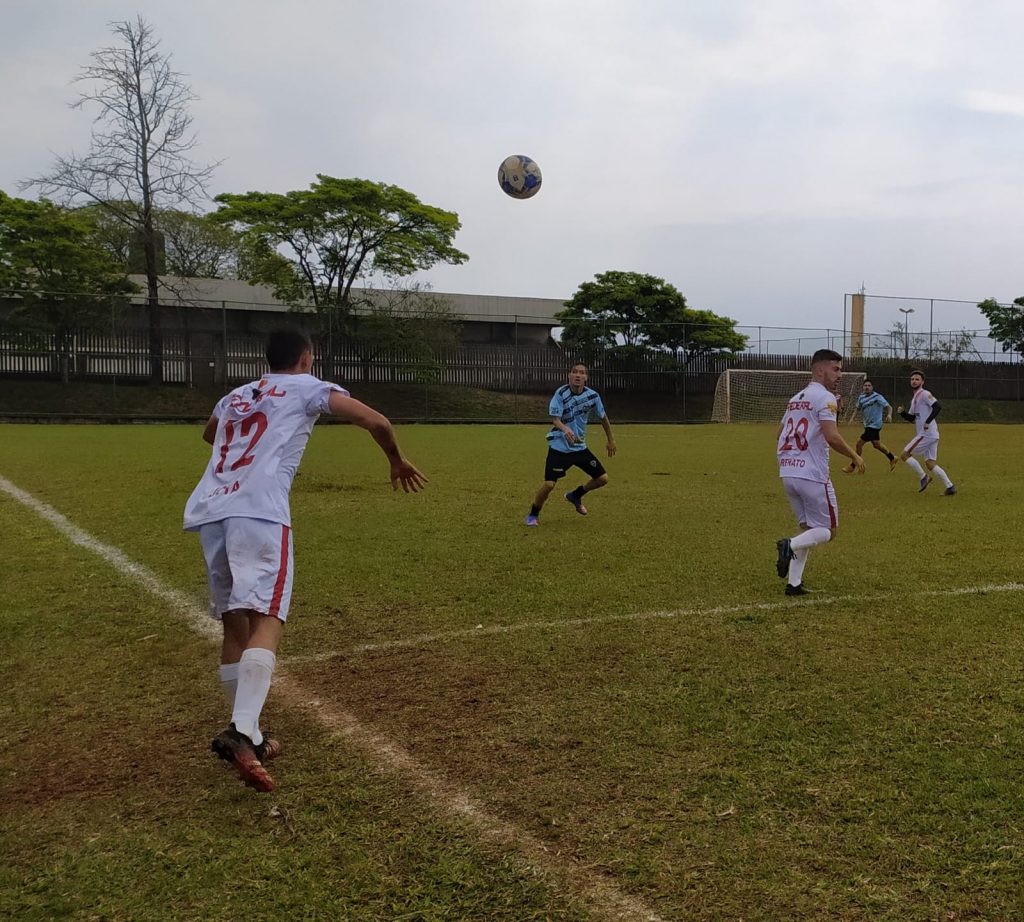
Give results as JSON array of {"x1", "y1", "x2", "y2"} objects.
[{"x1": 898, "y1": 307, "x2": 915, "y2": 360}]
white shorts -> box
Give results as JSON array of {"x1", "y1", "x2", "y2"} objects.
[
  {"x1": 782, "y1": 478, "x2": 838, "y2": 530},
  {"x1": 198, "y1": 517, "x2": 294, "y2": 622},
  {"x1": 904, "y1": 435, "x2": 939, "y2": 462}
]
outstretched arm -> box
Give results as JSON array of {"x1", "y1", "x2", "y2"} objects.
[
  {"x1": 202, "y1": 415, "x2": 218, "y2": 445},
  {"x1": 820, "y1": 419, "x2": 864, "y2": 472},
  {"x1": 601, "y1": 415, "x2": 617, "y2": 457},
  {"x1": 327, "y1": 393, "x2": 428, "y2": 492}
]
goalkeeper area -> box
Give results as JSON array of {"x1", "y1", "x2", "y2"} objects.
[{"x1": 711, "y1": 368, "x2": 866, "y2": 423}]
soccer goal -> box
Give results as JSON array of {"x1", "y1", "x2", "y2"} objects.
[{"x1": 711, "y1": 369, "x2": 866, "y2": 423}]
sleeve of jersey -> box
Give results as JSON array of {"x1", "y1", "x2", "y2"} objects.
[
  {"x1": 816, "y1": 395, "x2": 838, "y2": 422},
  {"x1": 595, "y1": 393, "x2": 607, "y2": 418},
  {"x1": 307, "y1": 380, "x2": 350, "y2": 416},
  {"x1": 548, "y1": 393, "x2": 563, "y2": 417}
]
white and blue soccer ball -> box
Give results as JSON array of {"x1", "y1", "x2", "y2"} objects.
[{"x1": 498, "y1": 154, "x2": 542, "y2": 199}]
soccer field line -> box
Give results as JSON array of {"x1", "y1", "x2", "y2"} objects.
[
  {"x1": 0, "y1": 472, "x2": 667, "y2": 922},
  {"x1": 280, "y1": 581, "x2": 1024, "y2": 665}
]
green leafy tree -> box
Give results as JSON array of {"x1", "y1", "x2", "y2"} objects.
[
  {"x1": 22, "y1": 16, "x2": 218, "y2": 383},
  {"x1": 978, "y1": 297, "x2": 1024, "y2": 353},
  {"x1": 558, "y1": 270, "x2": 747, "y2": 359},
  {"x1": 0, "y1": 192, "x2": 133, "y2": 382},
  {"x1": 213, "y1": 174, "x2": 468, "y2": 377},
  {"x1": 157, "y1": 210, "x2": 241, "y2": 278}
]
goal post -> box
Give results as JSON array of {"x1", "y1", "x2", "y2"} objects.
[{"x1": 711, "y1": 369, "x2": 866, "y2": 423}]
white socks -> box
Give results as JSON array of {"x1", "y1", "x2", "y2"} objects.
[
  {"x1": 231, "y1": 647, "x2": 277, "y2": 746},
  {"x1": 905, "y1": 457, "x2": 952, "y2": 488},
  {"x1": 218, "y1": 662, "x2": 239, "y2": 705},
  {"x1": 788, "y1": 527, "x2": 831, "y2": 586}
]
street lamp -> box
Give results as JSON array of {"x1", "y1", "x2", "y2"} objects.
[{"x1": 898, "y1": 307, "x2": 915, "y2": 360}]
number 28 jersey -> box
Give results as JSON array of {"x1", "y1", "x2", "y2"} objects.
[
  {"x1": 777, "y1": 381, "x2": 837, "y2": 484},
  {"x1": 183, "y1": 373, "x2": 347, "y2": 531}
]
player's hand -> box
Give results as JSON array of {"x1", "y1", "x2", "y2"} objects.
[
  {"x1": 896, "y1": 405, "x2": 904, "y2": 414},
  {"x1": 851, "y1": 453, "x2": 866, "y2": 474},
  {"x1": 390, "y1": 459, "x2": 428, "y2": 493},
  {"x1": 606, "y1": 439, "x2": 617, "y2": 457},
  {"x1": 923, "y1": 424, "x2": 930, "y2": 431},
  {"x1": 564, "y1": 430, "x2": 578, "y2": 445}
]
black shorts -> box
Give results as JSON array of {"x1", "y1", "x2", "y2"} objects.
[
  {"x1": 860, "y1": 427, "x2": 882, "y2": 443},
  {"x1": 544, "y1": 447, "x2": 606, "y2": 482}
]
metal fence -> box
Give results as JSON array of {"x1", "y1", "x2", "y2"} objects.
[{"x1": 2, "y1": 324, "x2": 1022, "y2": 418}]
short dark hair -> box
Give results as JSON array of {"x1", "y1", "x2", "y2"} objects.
[
  {"x1": 570, "y1": 361, "x2": 588, "y2": 372},
  {"x1": 811, "y1": 348, "x2": 843, "y2": 365},
  {"x1": 266, "y1": 327, "x2": 312, "y2": 371},
  {"x1": 863, "y1": 379, "x2": 873, "y2": 386},
  {"x1": 910, "y1": 369, "x2": 925, "y2": 379}
]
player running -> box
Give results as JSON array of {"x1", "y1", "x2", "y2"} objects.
[
  {"x1": 775, "y1": 349, "x2": 865, "y2": 596},
  {"x1": 842, "y1": 380, "x2": 898, "y2": 473},
  {"x1": 524, "y1": 362, "x2": 616, "y2": 525},
  {"x1": 184, "y1": 327, "x2": 426, "y2": 792},
  {"x1": 896, "y1": 370, "x2": 956, "y2": 495}
]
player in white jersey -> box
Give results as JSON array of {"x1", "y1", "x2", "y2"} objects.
[
  {"x1": 896, "y1": 370, "x2": 956, "y2": 495},
  {"x1": 184, "y1": 328, "x2": 427, "y2": 792},
  {"x1": 775, "y1": 349, "x2": 865, "y2": 596}
]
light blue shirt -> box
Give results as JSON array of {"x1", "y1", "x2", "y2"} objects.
[
  {"x1": 857, "y1": 391, "x2": 890, "y2": 429},
  {"x1": 546, "y1": 385, "x2": 606, "y2": 452}
]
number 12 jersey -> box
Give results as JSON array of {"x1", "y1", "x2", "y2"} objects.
[
  {"x1": 184, "y1": 373, "x2": 347, "y2": 531},
  {"x1": 777, "y1": 381, "x2": 837, "y2": 484}
]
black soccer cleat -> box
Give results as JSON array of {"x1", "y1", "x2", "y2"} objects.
[
  {"x1": 564, "y1": 491, "x2": 588, "y2": 516},
  {"x1": 785, "y1": 583, "x2": 809, "y2": 597},
  {"x1": 211, "y1": 723, "x2": 276, "y2": 792},
  {"x1": 944, "y1": 484, "x2": 957, "y2": 496},
  {"x1": 775, "y1": 538, "x2": 795, "y2": 578}
]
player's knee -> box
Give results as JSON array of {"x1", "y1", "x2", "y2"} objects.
[{"x1": 596, "y1": 473, "x2": 609, "y2": 486}]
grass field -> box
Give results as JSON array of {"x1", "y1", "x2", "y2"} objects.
[{"x1": 3, "y1": 420, "x2": 1024, "y2": 920}]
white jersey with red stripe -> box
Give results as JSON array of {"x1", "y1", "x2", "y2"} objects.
[
  {"x1": 183, "y1": 373, "x2": 347, "y2": 531},
  {"x1": 777, "y1": 381, "x2": 837, "y2": 484},
  {"x1": 909, "y1": 387, "x2": 940, "y2": 439}
]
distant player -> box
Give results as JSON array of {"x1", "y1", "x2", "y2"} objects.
[
  {"x1": 524, "y1": 362, "x2": 616, "y2": 525},
  {"x1": 775, "y1": 349, "x2": 865, "y2": 596},
  {"x1": 842, "y1": 380, "x2": 897, "y2": 473},
  {"x1": 184, "y1": 327, "x2": 426, "y2": 792},
  {"x1": 896, "y1": 370, "x2": 956, "y2": 495}
]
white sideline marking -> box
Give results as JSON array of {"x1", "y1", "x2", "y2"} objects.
[
  {"x1": 0, "y1": 473, "x2": 666, "y2": 922},
  {"x1": 282, "y1": 581, "x2": 1024, "y2": 665},
  {"x1": 0, "y1": 474, "x2": 220, "y2": 641}
]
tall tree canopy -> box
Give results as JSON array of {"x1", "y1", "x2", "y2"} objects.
[
  {"x1": 22, "y1": 15, "x2": 218, "y2": 382},
  {"x1": 213, "y1": 174, "x2": 468, "y2": 310},
  {"x1": 978, "y1": 297, "x2": 1024, "y2": 353},
  {"x1": 0, "y1": 192, "x2": 133, "y2": 380},
  {"x1": 557, "y1": 270, "x2": 748, "y2": 358}
]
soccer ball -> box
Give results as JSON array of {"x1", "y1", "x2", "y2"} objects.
[{"x1": 498, "y1": 154, "x2": 542, "y2": 199}]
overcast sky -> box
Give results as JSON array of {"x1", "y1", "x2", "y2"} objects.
[{"x1": 2, "y1": 0, "x2": 1023, "y2": 338}]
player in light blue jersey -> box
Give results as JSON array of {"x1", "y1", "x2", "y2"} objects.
[
  {"x1": 524, "y1": 362, "x2": 617, "y2": 525},
  {"x1": 842, "y1": 380, "x2": 897, "y2": 473}
]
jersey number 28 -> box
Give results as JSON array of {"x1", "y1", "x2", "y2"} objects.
[{"x1": 781, "y1": 416, "x2": 810, "y2": 452}]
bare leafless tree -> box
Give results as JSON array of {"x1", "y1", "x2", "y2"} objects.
[{"x1": 22, "y1": 15, "x2": 218, "y2": 382}]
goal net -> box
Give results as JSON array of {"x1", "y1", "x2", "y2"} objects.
[{"x1": 711, "y1": 369, "x2": 866, "y2": 423}]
